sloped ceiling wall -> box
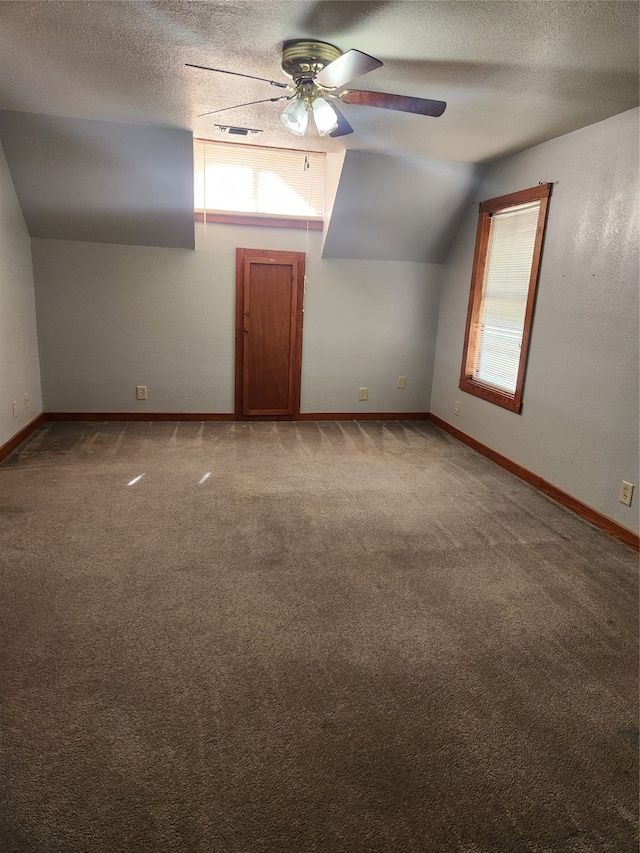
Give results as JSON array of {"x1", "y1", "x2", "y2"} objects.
[
  {"x1": 1, "y1": 110, "x2": 486, "y2": 262},
  {"x1": 322, "y1": 150, "x2": 487, "y2": 263},
  {"x1": 0, "y1": 111, "x2": 195, "y2": 249}
]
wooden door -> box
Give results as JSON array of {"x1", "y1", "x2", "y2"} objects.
[{"x1": 235, "y1": 248, "x2": 305, "y2": 418}]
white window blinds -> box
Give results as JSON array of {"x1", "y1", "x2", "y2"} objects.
[
  {"x1": 475, "y1": 201, "x2": 540, "y2": 393},
  {"x1": 194, "y1": 139, "x2": 325, "y2": 220}
]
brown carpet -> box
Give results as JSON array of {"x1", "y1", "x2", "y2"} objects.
[{"x1": 0, "y1": 420, "x2": 637, "y2": 852}]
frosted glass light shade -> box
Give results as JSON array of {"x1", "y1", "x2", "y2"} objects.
[
  {"x1": 281, "y1": 98, "x2": 309, "y2": 136},
  {"x1": 312, "y1": 97, "x2": 338, "y2": 136}
]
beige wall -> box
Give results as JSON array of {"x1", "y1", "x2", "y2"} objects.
[
  {"x1": 430, "y1": 108, "x2": 640, "y2": 533},
  {"x1": 32, "y1": 221, "x2": 442, "y2": 415},
  {"x1": 0, "y1": 142, "x2": 42, "y2": 446}
]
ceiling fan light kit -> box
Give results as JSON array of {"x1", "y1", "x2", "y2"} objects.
[
  {"x1": 281, "y1": 93, "x2": 338, "y2": 137},
  {"x1": 189, "y1": 39, "x2": 446, "y2": 139},
  {"x1": 279, "y1": 73, "x2": 339, "y2": 137},
  {"x1": 281, "y1": 97, "x2": 309, "y2": 136},
  {"x1": 311, "y1": 97, "x2": 338, "y2": 136}
]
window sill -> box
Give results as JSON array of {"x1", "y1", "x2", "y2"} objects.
[
  {"x1": 459, "y1": 377, "x2": 522, "y2": 413},
  {"x1": 195, "y1": 212, "x2": 323, "y2": 231}
]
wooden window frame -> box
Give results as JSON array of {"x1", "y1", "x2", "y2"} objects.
[{"x1": 459, "y1": 183, "x2": 551, "y2": 413}]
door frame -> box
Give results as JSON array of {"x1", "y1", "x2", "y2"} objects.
[{"x1": 235, "y1": 247, "x2": 306, "y2": 420}]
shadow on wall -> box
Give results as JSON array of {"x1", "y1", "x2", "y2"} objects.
[
  {"x1": 322, "y1": 149, "x2": 487, "y2": 263},
  {"x1": 0, "y1": 110, "x2": 195, "y2": 249}
]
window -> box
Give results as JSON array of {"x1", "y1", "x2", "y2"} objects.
[
  {"x1": 194, "y1": 138, "x2": 325, "y2": 229},
  {"x1": 459, "y1": 183, "x2": 551, "y2": 412}
]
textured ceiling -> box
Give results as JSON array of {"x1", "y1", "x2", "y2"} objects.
[{"x1": 0, "y1": 0, "x2": 638, "y2": 163}]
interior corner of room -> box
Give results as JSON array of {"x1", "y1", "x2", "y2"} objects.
[{"x1": 1, "y1": 1, "x2": 638, "y2": 551}]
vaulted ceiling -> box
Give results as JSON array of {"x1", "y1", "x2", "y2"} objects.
[{"x1": 0, "y1": 1, "x2": 638, "y2": 254}]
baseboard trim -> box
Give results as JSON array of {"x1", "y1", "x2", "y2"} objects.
[
  {"x1": 0, "y1": 413, "x2": 45, "y2": 463},
  {"x1": 44, "y1": 412, "x2": 236, "y2": 422},
  {"x1": 298, "y1": 412, "x2": 430, "y2": 421},
  {"x1": 428, "y1": 414, "x2": 639, "y2": 552},
  {"x1": 43, "y1": 412, "x2": 430, "y2": 423}
]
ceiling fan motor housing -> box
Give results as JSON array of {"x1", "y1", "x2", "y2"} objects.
[{"x1": 281, "y1": 41, "x2": 342, "y2": 84}]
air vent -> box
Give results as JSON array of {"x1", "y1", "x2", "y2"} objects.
[{"x1": 213, "y1": 125, "x2": 263, "y2": 137}]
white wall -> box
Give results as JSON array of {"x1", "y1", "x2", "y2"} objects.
[
  {"x1": 0, "y1": 141, "x2": 42, "y2": 446},
  {"x1": 32, "y1": 238, "x2": 236, "y2": 413},
  {"x1": 32, "y1": 220, "x2": 442, "y2": 414},
  {"x1": 302, "y1": 257, "x2": 441, "y2": 412},
  {"x1": 431, "y1": 108, "x2": 639, "y2": 533}
]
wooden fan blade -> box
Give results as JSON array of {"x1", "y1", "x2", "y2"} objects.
[
  {"x1": 315, "y1": 49, "x2": 382, "y2": 89},
  {"x1": 186, "y1": 63, "x2": 289, "y2": 89},
  {"x1": 329, "y1": 104, "x2": 354, "y2": 138},
  {"x1": 341, "y1": 89, "x2": 446, "y2": 117}
]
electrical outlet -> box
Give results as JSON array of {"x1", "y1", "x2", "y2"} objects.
[
  {"x1": 358, "y1": 387, "x2": 368, "y2": 401},
  {"x1": 454, "y1": 401, "x2": 460, "y2": 416},
  {"x1": 24, "y1": 393, "x2": 30, "y2": 409},
  {"x1": 12, "y1": 401, "x2": 18, "y2": 419},
  {"x1": 397, "y1": 376, "x2": 406, "y2": 389},
  {"x1": 136, "y1": 385, "x2": 147, "y2": 401},
  {"x1": 619, "y1": 481, "x2": 634, "y2": 507}
]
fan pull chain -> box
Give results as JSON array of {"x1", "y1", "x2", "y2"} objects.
[
  {"x1": 303, "y1": 139, "x2": 312, "y2": 300},
  {"x1": 202, "y1": 142, "x2": 207, "y2": 238}
]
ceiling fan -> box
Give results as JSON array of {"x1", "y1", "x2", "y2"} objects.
[{"x1": 187, "y1": 40, "x2": 446, "y2": 138}]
